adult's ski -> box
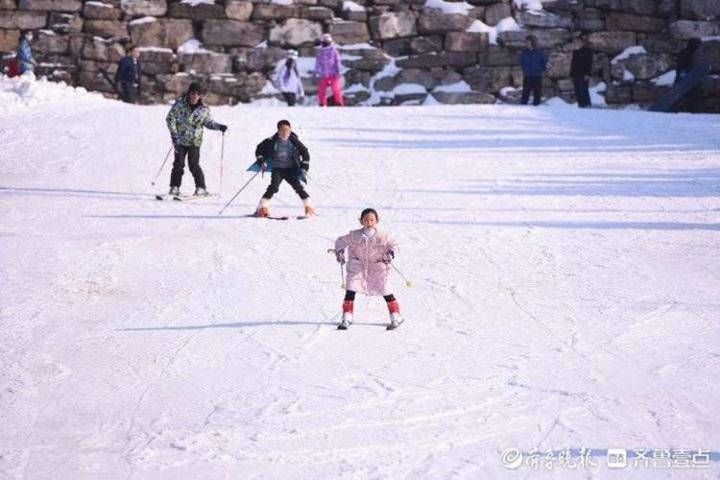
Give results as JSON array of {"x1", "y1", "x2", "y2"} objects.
[
  {"x1": 155, "y1": 194, "x2": 217, "y2": 201},
  {"x1": 173, "y1": 194, "x2": 217, "y2": 202}
]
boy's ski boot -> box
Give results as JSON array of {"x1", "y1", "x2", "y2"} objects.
[
  {"x1": 255, "y1": 198, "x2": 270, "y2": 217},
  {"x1": 302, "y1": 198, "x2": 316, "y2": 217}
]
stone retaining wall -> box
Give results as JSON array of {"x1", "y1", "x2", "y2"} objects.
[{"x1": 1, "y1": 0, "x2": 719, "y2": 110}]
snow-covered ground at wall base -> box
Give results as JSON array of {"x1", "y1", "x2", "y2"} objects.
[{"x1": 1, "y1": 78, "x2": 719, "y2": 480}]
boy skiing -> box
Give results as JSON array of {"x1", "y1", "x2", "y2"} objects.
[
  {"x1": 254, "y1": 120, "x2": 315, "y2": 217},
  {"x1": 166, "y1": 82, "x2": 227, "y2": 197},
  {"x1": 334, "y1": 208, "x2": 403, "y2": 330}
]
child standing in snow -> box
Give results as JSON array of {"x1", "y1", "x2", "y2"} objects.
[
  {"x1": 334, "y1": 208, "x2": 402, "y2": 329},
  {"x1": 16, "y1": 30, "x2": 37, "y2": 75},
  {"x1": 314, "y1": 33, "x2": 344, "y2": 107},
  {"x1": 274, "y1": 50, "x2": 304, "y2": 107}
]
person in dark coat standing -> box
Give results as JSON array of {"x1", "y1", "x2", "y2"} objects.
[
  {"x1": 254, "y1": 120, "x2": 315, "y2": 217},
  {"x1": 675, "y1": 38, "x2": 702, "y2": 85},
  {"x1": 115, "y1": 45, "x2": 141, "y2": 104},
  {"x1": 520, "y1": 35, "x2": 547, "y2": 106},
  {"x1": 570, "y1": 37, "x2": 594, "y2": 108},
  {"x1": 674, "y1": 38, "x2": 703, "y2": 112},
  {"x1": 16, "y1": 30, "x2": 37, "y2": 75}
]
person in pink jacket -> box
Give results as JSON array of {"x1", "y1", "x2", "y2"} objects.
[
  {"x1": 334, "y1": 208, "x2": 402, "y2": 329},
  {"x1": 314, "y1": 33, "x2": 345, "y2": 107}
]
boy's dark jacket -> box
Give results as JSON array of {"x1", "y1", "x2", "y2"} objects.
[{"x1": 255, "y1": 132, "x2": 310, "y2": 171}]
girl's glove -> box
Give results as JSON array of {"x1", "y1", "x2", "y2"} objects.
[
  {"x1": 382, "y1": 250, "x2": 394, "y2": 264},
  {"x1": 335, "y1": 250, "x2": 345, "y2": 265}
]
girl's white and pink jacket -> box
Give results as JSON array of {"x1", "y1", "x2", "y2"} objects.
[{"x1": 335, "y1": 228, "x2": 397, "y2": 296}]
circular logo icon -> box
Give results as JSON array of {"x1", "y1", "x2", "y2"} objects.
[{"x1": 500, "y1": 448, "x2": 523, "y2": 470}]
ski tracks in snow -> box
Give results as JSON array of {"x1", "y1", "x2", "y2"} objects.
[{"x1": 3, "y1": 104, "x2": 720, "y2": 478}]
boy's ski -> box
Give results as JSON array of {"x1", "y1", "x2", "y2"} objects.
[
  {"x1": 244, "y1": 214, "x2": 310, "y2": 220},
  {"x1": 245, "y1": 213, "x2": 290, "y2": 221}
]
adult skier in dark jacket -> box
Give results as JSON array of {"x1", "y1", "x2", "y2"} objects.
[
  {"x1": 570, "y1": 37, "x2": 594, "y2": 108},
  {"x1": 166, "y1": 82, "x2": 227, "y2": 197},
  {"x1": 519, "y1": 35, "x2": 547, "y2": 106},
  {"x1": 254, "y1": 119, "x2": 314, "y2": 217},
  {"x1": 115, "y1": 45, "x2": 141, "y2": 104}
]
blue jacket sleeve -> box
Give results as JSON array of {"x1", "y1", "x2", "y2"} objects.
[{"x1": 17, "y1": 40, "x2": 34, "y2": 64}]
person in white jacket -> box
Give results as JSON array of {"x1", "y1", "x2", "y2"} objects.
[{"x1": 274, "y1": 50, "x2": 304, "y2": 107}]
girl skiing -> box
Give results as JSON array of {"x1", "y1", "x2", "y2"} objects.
[
  {"x1": 274, "y1": 50, "x2": 304, "y2": 107},
  {"x1": 334, "y1": 208, "x2": 403, "y2": 330},
  {"x1": 314, "y1": 33, "x2": 344, "y2": 107}
]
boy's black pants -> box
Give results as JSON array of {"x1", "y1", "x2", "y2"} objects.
[{"x1": 263, "y1": 168, "x2": 308, "y2": 200}]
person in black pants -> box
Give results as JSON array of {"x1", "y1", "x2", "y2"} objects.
[
  {"x1": 166, "y1": 83, "x2": 228, "y2": 196},
  {"x1": 571, "y1": 37, "x2": 594, "y2": 108},
  {"x1": 520, "y1": 35, "x2": 547, "y2": 106},
  {"x1": 675, "y1": 38, "x2": 701, "y2": 85},
  {"x1": 115, "y1": 45, "x2": 141, "y2": 104},
  {"x1": 254, "y1": 120, "x2": 315, "y2": 217}
]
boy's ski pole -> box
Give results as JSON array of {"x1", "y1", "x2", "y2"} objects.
[
  {"x1": 326, "y1": 249, "x2": 346, "y2": 289},
  {"x1": 391, "y1": 263, "x2": 413, "y2": 288},
  {"x1": 218, "y1": 170, "x2": 260, "y2": 216},
  {"x1": 150, "y1": 146, "x2": 173, "y2": 186}
]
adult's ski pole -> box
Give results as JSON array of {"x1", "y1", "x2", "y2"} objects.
[
  {"x1": 218, "y1": 132, "x2": 225, "y2": 197},
  {"x1": 150, "y1": 146, "x2": 173, "y2": 186}
]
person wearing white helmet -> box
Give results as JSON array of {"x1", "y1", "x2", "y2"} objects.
[
  {"x1": 274, "y1": 49, "x2": 304, "y2": 106},
  {"x1": 314, "y1": 33, "x2": 344, "y2": 107}
]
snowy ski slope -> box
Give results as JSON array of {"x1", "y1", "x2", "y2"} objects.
[{"x1": 1, "y1": 84, "x2": 720, "y2": 479}]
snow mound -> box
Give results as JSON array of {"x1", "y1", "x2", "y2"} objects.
[
  {"x1": 467, "y1": 17, "x2": 520, "y2": 45},
  {"x1": 0, "y1": 74, "x2": 107, "y2": 116},
  {"x1": 611, "y1": 46, "x2": 648, "y2": 64},
  {"x1": 424, "y1": 0, "x2": 474, "y2": 15},
  {"x1": 433, "y1": 80, "x2": 472, "y2": 93},
  {"x1": 342, "y1": 1, "x2": 365, "y2": 12},
  {"x1": 177, "y1": 39, "x2": 212, "y2": 55},
  {"x1": 652, "y1": 70, "x2": 676, "y2": 86},
  {"x1": 513, "y1": 0, "x2": 544, "y2": 10}
]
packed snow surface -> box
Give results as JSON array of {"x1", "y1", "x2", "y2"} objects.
[{"x1": 1, "y1": 80, "x2": 720, "y2": 479}]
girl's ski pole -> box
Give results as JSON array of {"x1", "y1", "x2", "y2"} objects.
[
  {"x1": 326, "y1": 249, "x2": 346, "y2": 289},
  {"x1": 391, "y1": 263, "x2": 413, "y2": 288}
]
